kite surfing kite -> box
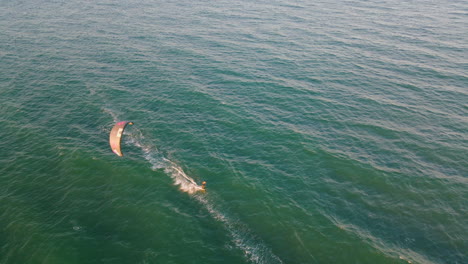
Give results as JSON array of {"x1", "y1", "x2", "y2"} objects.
[{"x1": 109, "y1": 121, "x2": 134, "y2": 156}]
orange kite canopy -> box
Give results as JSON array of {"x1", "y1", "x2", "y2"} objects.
[{"x1": 109, "y1": 121, "x2": 134, "y2": 156}]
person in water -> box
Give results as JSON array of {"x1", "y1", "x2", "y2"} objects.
[{"x1": 201, "y1": 181, "x2": 206, "y2": 192}]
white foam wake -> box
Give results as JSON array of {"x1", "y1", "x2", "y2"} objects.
[
  {"x1": 103, "y1": 112, "x2": 281, "y2": 263},
  {"x1": 195, "y1": 195, "x2": 283, "y2": 264},
  {"x1": 125, "y1": 127, "x2": 203, "y2": 194},
  {"x1": 163, "y1": 159, "x2": 204, "y2": 194},
  {"x1": 127, "y1": 129, "x2": 282, "y2": 263}
]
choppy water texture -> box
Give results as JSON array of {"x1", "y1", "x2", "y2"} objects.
[{"x1": 1, "y1": 0, "x2": 467, "y2": 263}]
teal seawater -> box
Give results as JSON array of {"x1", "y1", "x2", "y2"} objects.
[{"x1": 1, "y1": 0, "x2": 467, "y2": 263}]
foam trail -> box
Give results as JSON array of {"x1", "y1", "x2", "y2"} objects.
[
  {"x1": 195, "y1": 195, "x2": 283, "y2": 264},
  {"x1": 103, "y1": 111, "x2": 282, "y2": 263},
  {"x1": 129, "y1": 131, "x2": 282, "y2": 263},
  {"x1": 124, "y1": 126, "x2": 203, "y2": 193},
  {"x1": 163, "y1": 158, "x2": 204, "y2": 194}
]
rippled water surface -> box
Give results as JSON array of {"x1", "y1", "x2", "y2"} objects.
[{"x1": 1, "y1": 0, "x2": 467, "y2": 263}]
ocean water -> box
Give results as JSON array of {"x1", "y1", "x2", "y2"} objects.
[{"x1": 1, "y1": 0, "x2": 467, "y2": 263}]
